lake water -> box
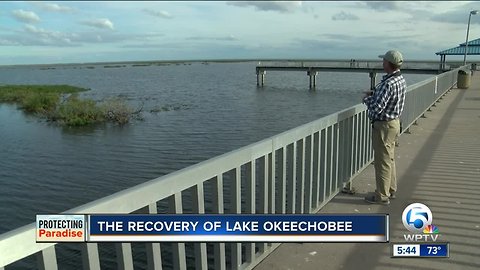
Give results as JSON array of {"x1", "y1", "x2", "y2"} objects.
[{"x1": 0, "y1": 61, "x2": 433, "y2": 268}]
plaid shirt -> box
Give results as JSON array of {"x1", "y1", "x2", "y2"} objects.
[{"x1": 363, "y1": 70, "x2": 406, "y2": 121}]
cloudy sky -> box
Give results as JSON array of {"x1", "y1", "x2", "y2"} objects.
[{"x1": 0, "y1": 1, "x2": 479, "y2": 65}]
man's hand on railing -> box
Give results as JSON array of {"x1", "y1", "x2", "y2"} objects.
[
  {"x1": 363, "y1": 90, "x2": 373, "y2": 96},
  {"x1": 362, "y1": 90, "x2": 373, "y2": 103}
]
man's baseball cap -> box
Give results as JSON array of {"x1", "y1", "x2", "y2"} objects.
[{"x1": 378, "y1": 50, "x2": 403, "y2": 66}]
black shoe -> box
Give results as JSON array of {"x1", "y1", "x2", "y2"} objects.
[
  {"x1": 342, "y1": 186, "x2": 356, "y2": 194},
  {"x1": 389, "y1": 192, "x2": 396, "y2": 199},
  {"x1": 365, "y1": 195, "x2": 390, "y2": 205}
]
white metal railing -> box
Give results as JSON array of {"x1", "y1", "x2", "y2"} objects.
[
  {"x1": 400, "y1": 67, "x2": 460, "y2": 132},
  {"x1": 0, "y1": 67, "x2": 462, "y2": 270}
]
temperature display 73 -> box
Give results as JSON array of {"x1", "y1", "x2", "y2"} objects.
[{"x1": 392, "y1": 243, "x2": 449, "y2": 258}]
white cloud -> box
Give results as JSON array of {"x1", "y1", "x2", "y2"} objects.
[
  {"x1": 0, "y1": 38, "x2": 20, "y2": 46},
  {"x1": 12, "y1": 9, "x2": 40, "y2": 23},
  {"x1": 24, "y1": 24, "x2": 74, "y2": 45},
  {"x1": 220, "y1": 34, "x2": 238, "y2": 41},
  {"x1": 186, "y1": 35, "x2": 238, "y2": 41},
  {"x1": 0, "y1": 23, "x2": 165, "y2": 48},
  {"x1": 82, "y1": 18, "x2": 115, "y2": 30},
  {"x1": 228, "y1": 1, "x2": 302, "y2": 13},
  {"x1": 2, "y1": 1, "x2": 478, "y2": 64},
  {"x1": 0, "y1": 24, "x2": 77, "y2": 47},
  {"x1": 142, "y1": 9, "x2": 173, "y2": 19},
  {"x1": 332, "y1": 11, "x2": 359, "y2": 21},
  {"x1": 431, "y1": 3, "x2": 480, "y2": 25},
  {"x1": 33, "y1": 2, "x2": 74, "y2": 12},
  {"x1": 70, "y1": 32, "x2": 164, "y2": 44}
]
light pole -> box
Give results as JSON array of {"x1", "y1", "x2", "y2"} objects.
[{"x1": 463, "y1": 10, "x2": 478, "y2": 65}]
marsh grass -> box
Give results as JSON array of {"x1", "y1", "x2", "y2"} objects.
[
  {"x1": 55, "y1": 95, "x2": 104, "y2": 126},
  {"x1": 0, "y1": 85, "x2": 138, "y2": 126},
  {"x1": 101, "y1": 98, "x2": 135, "y2": 125},
  {"x1": 0, "y1": 85, "x2": 85, "y2": 101},
  {"x1": 22, "y1": 93, "x2": 60, "y2": 113}
]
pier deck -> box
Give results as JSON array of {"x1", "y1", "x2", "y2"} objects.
[
  {"x1": 255, "y1": 61, "x2": 448, "y2": 89},
  {"x1": 254, "y1": 73, "x2": 480, "y2": 270},
  {"x1": 256, "y1": 65, "x2": 443, "y2": 74}
]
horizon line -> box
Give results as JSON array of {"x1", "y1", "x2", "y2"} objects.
[{"x1": 1, "y1": 58, "x2": 467, "y2": 68}]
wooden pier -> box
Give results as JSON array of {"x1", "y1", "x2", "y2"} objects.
[{"x1": 256, "y1": 61, "x2": 447, "y2": 89}]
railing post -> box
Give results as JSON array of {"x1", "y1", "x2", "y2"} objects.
[
  {"x1": 245, "y1": 161, "x2": 256, "y2": 264},
  {"x1": 313, "y1": 132, "x2": 321, "y2": 207},
  {"x1": 213, "y1": 175, "x2": 226, "y2": 270},
  {"x1": 305, "y1": 134, "x2": 314, "y2": 213},
  {"x1": 37, "y1": 246, "x2": 58, "y2": 270},
  {"x1": 142, "y1": 203, "x2": 163, "y2": 270},
  {"x1": 230, "y1": 167, "x2": 242, "y2": 270},
  {"x1": 259, "y1": 155, "x2": 269, "y2": 253},
  {"x1": 320, "y1": 129, "x2": 327, "y2": 203},
  {"x1": 192, "y1": 185, "x2": 208, "y2": 270},
  {"x1": 269, "y1": 151, "x2": 276, "y2": 214},
  {"x1": 81, "y1": 243, "x2": 101, "y2": 270},
  {"x1": 369, "y1": 72, "x2": 377, "y2": 90},
  {"x1": 278, "y1": 147, "x2": 287, "y2": 214},
  {"x1": 115, "y1": 243, "x2": 134, "y2": 270},
  {"x1": 169, "y1": 193, "x2": 186, "y2": 270},
  {"x1": 287, "y1": 142, "x2": 297, "y2": 213},
  {"x1": 298, "y1": 138, "x2": 306, "y2": 213},
  {"x1": 333, "y1": 123, "x2": 340, "y2": 191}
]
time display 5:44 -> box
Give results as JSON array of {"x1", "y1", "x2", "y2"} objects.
[{"x1": 393, "y1": 244, "x2": 420, "y2": 257}]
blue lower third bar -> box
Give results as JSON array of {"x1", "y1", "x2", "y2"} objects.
[
  {"x1": 419, "y1": 243, "x2": 449, "y2": 257},
  {"x1": 87, "y1": 214, "x2": 389, "y2": 242}
]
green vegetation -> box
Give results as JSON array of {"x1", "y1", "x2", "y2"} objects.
[
  {"x1": 55, "y1": 95, "x2": 104, "y2": 126},
  {"x1": 104, "y1": 65, "x2": 126, "y2": 68},
  {"x1": 0, "y1": 85, "x2": 138, "y2": 126},
  {"x1": 22, "y1": 92, "x2": 59, "y2": 113}
]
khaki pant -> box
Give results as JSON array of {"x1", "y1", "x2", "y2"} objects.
[{"x1": 372, "y1": 119, "x2": 400, "y2": 201}]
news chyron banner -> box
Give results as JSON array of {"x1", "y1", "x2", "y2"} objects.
[{"x1": 36, "y1": 214, "x2": 389, "y2": 243}]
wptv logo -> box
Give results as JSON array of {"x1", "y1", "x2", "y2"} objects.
[{"x1": 402, "y1": 203, "x2": 440, "y2": 242}]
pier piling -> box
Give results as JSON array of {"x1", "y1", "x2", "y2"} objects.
[
  {"x1": 307, "y1": 70, "x2": 318, "y2": 89},
  {"x1": 369, "y1": 72, "x2": 377, "y2": 90},
  {"x1": 257, "y1": 69, "x2": 266, "y2": 87}
]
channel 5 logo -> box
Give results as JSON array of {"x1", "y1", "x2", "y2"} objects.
[
  {"x1": 402, "y1": 203, "x2": 440, "y2": 241},
  {"x1": 402, "y1": 203, "x2": 432, "y2": 233}
]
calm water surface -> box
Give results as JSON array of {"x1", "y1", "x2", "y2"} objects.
[{"x1": 0, "y1": 62, "x2": 432, "y2": 235}]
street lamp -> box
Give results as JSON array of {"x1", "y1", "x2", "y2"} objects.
[{"x1": 463, "y1": 10, "x2": 478, "y2": 65}]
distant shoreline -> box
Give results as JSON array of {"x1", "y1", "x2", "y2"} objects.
[{"x1": 0, "y1": 58, "x2": 461, "y2": 68}]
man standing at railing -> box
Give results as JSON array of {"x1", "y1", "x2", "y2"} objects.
[{"x1": 362, "y1": 50, "x2": 407, "y2": 205}]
